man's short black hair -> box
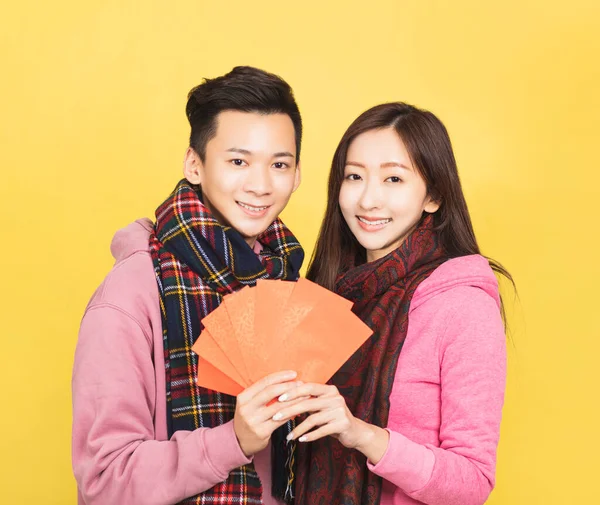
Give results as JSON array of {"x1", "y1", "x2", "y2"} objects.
[{"x1": 186, "y1": 66, "x2": 302, "y2": 162}]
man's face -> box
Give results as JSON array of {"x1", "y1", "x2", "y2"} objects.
[{"x1": 184, "y1": 110, "x2": 301, "y2": 246}]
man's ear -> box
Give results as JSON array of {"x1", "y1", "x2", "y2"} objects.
[
  {"x1": 183, "y1": 147, "x2": 203, "y2": 184},
  {"x1": 424, "y1": 195, "x2": 441, "y2": 214},
  {"x1": 292, "y1": 161, "x2": 302, "y2": 192}
]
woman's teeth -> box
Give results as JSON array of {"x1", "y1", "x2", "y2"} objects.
[{"x1": 358, "y1": 217, "x2": 391, "y2": 225}]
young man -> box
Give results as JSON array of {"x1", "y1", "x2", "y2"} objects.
[{"x1": 72, "y1": 67, "x2": 304, "y2": 505}]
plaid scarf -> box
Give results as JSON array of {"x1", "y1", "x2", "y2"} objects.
[
  {"x1": 149, "y1": 179, "x2": 304, "y2": 505},
  {"x1": 295, "y1": 216, "x2": 447, "y2": 505}
]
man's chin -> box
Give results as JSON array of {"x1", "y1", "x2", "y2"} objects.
[{"x1": 230, "y1": 216, "x2": 276, "y2": 242}]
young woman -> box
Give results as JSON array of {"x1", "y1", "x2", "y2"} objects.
[{"x1": 272, "y1": 102, "x2": 511, "y2": 505}]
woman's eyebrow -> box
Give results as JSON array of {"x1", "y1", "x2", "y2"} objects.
[
  {"x1": 346, "y1": 161, "x2": 412, "y2": 170},
  {"x1": 346, "y1": 161, "x2": 366, "y2": 168},
  {"x1": 381, "y1": 161, "x2": 412, "y2": 170}
]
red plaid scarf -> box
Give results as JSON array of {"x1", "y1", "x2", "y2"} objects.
[
  {"x1": 150, "y1": 180, "x2": 304, "y2": 505},
  {"x1": 295, "y1": 216, "x2": 447, "y2": 505}
]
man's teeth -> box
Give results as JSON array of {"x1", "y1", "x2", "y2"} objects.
[
  {"x1": 238, "y1": 202, "x2": 268, "y2": 211},
  {"x1": 358, "y1": 217, "x2": 391, "y2": 226}
]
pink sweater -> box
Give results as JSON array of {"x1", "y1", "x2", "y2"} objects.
[{"x1": 72, "y1": 219, "x2": 505, "y2": 505}]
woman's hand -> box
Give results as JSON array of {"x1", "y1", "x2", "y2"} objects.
[
  {"x1": 233, "y1": 370, "x2": 303, "y2": 457},
  {"x1": 273, "y1": 383, "x2": 390, "y2": 464}
]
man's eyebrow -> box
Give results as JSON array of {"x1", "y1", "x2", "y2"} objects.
[
  {"x1": 225, "y1": 148, "x2": 294, "y2": 158},
  {"x1": 226, "y1": 148, "x2": 252, "y2": 155}
]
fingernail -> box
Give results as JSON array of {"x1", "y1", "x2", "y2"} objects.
[
  {"x1": 299, "y1": 436, "x2": 307, "y2": 442},
  {"x1": 278, "y1": 394, "x2": 289, "y2": 402},
  {"x1": 286, "y1": 432, "x2": 294, "y2": 441},
  {"x1": 272, "y1": 412, "x2": 283, "y2": 421}
]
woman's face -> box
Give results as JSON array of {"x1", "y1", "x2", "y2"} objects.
[{"x1": 338, "y1": 127, "x2": 439, "y2": 262}]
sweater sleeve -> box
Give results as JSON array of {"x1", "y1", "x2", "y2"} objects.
[
  {"x1": 72, "y1": 304, "x2": 251, "y2": 505},
  {"x1": 368, "y1": 286, "x2": 506, "y2": 505}
]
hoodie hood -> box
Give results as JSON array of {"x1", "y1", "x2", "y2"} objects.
[
  {"x1": 410, "y1": 255, "x2": 500, "y2": 313},
  {"x1": 109, "y1": 223, "x2": 499, "y2": 312},
  {"x1": 109, "y1": 218, "x2": 267, "y2": 264},
  {"x1": 110, "y1": 218, "x2": 154, "y2": 263}
]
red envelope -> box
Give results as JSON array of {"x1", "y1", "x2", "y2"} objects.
[
  {"x1": 196, "y1": 357, "x2": 244, "y2": 396},
  {"x1": 192, "y1": 278, "x2": 372, "y2": 396},
  {"x1": 195, "y1": 328, "x2": 247, "y2": 386},
  {"x1": 201, "y1": 298, "x2": 252, "y2": 384}
]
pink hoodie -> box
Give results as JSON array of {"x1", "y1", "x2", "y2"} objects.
[{"x1": 72, "y1": 219, "x2": 505, "y2": 505}]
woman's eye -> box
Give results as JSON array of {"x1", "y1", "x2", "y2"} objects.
[
  {"x1": 386, "y1": 176, "x2": 402, "y2": 183},
  {"x1": 231, "y1": 159, "x2": 246, "y2": 166},
  {"x1": 346, "y1": 174, "x2": 361, "y2": 181}
]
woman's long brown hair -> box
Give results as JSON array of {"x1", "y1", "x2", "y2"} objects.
[{"x1": 306, "y1": 102, "x2": 514, "y2": 319}]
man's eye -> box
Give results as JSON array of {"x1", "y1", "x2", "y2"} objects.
[
  {"x1": 231, "y1": 159, "x2": 246, "y2": 166},
  {"x1": 273, "y1": 162, "x2": 288, "y2": 169}
]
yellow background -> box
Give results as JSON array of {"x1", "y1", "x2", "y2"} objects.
[{"x1": 1, "y1": 1, "x2": 599, "y2": 503}]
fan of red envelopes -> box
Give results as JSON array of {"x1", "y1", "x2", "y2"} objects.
[{"x1": 191, "y1": 278, "x2": 372, "y2": 396}]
